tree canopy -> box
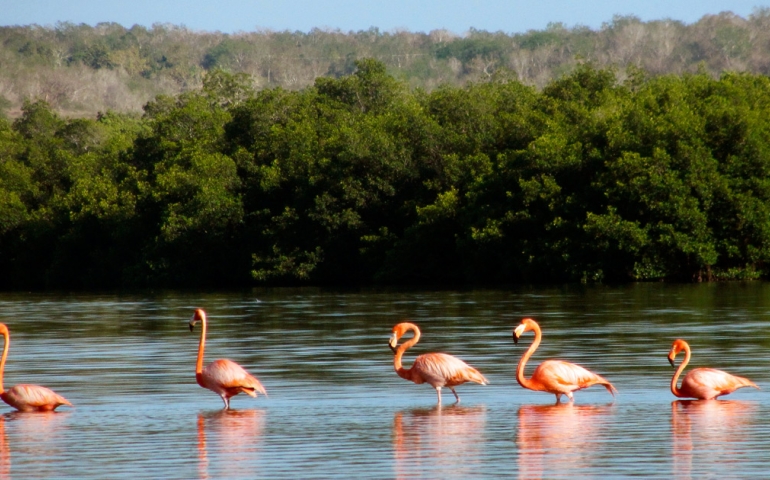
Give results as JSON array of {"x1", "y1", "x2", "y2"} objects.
[
  {"x1": 2, "y1": 11, "x2": 770, "y2": 118},
  {"x1": 1, "y1": 60, "x2": 770, "y2": 289}
]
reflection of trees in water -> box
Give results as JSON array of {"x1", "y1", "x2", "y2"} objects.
[
  {"x1": 516, "y1": 402, "x2": 615, "y2": 478},
  {"x1": 393, "y1": 404, "x2": 487, "y2": 479},
  {"x1": 671, "y1": 400, "x2": 757, "y2": 478},
  {"x1": 197, "y1": 409, "x2": 265, "y2": 480}
]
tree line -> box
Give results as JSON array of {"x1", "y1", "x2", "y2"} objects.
[
  {"x1": 1, "y1": 10, "x2": 769, "y2": 117},
  {"x1": 1, "y1": 59, "x2": 770, "y2": 289}
]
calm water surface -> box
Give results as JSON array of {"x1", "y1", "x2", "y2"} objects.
[{"x1": 0, "y1": 283, "x2": 768, "y2": 478}]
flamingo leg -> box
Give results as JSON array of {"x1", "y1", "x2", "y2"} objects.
[
  {"x1": 450, "y1": 387, "x2": 460, "y2": 404},
  {"x1": 221, "y1": 395, "x2": 230, "y2": 409},
  {"x1": 435, "y1": 387, "x2": 442, "y2": 404}
]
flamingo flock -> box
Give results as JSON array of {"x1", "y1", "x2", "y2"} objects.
[
  {"x1": 389, "y1": 317, "x2": 757, "y2": 404},
  {"x1": 0, "y1": 311, "x2": 761, "y2": 412}
]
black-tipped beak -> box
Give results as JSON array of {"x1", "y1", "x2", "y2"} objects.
[
  {"x1": 189, "y1": 323, "x2": 195, "y2": 332},
  {"x1": 513, "y1": 332, "x2": 519, "y2": 344},
  {"x1": 389, "y1": 343, "x2": 397, "y2": 354},
  {"x1": 668, "y1": 357, "x2": 675, "y2": 368}
]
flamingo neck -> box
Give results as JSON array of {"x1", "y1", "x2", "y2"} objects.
[
  {"x1": 517, "y1": 323, "x2": 541, "y2": 391},
  {"x1": 0, "y1": 328, "x2": 7, "y2": 394},
  {"x1": 394, "y1": 326, "x2": 421, "y2": 381},
  {"x1": 671, "y1": 344, "x2": 690, "y2": 398},
  {"x1": 196, "y1": 316, "x2": 207, "y2": 375}
]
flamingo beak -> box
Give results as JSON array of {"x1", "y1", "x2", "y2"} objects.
[
  {"x1": 389, "y1": 333, "x2": 398, "y2": 354},
  {"x1": 189, "y1": 322, "x2": 195, "y2": 332},
  {"x1": 513, "y1": 324, "x2": 525, "y2": 344},
  {"x1": 668, "y1": 356, "x2": 676, "y2": 368}
]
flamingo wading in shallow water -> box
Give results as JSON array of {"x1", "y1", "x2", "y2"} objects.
[
  {"x1": 668, "y1": 338, "x2": 759, "y2": 400},
  {"x1": 190, "y1": 309, "x2": 267, "y2": 409},
  {"x1": 512, "y1": 318, "x2": 617, "y2": 402},
  {"x1": 389, "y1": 322, "x2": 488, "y2": 404},
  {"x1": 0, "y1": 323, "x2": 72, "y2": 412}
]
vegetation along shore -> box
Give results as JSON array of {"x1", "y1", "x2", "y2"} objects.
[{"x1": 1, "y1": 11, "x2": 769, "y2": 289}]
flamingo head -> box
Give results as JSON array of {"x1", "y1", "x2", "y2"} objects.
[
  {"x1": 190, "y1": 308, "x2": 206, "y2": 332},
  {"x1": 513, "y1": 318, "x2": 536, "y2": 344},
  {"x1": 389, "y1": 322, "x2": 418, "y2": 354},
  {"x1": 668, "y1": 339, "x2": 688, "y2": 368}
]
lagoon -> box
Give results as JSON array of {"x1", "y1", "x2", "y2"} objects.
[{"x1": 0, "y1": 283, "x2": 767, "y2": 478}]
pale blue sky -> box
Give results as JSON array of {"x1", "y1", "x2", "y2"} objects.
[{"x1": 1, "y1": 0, "x2": 767, "y2": 34}]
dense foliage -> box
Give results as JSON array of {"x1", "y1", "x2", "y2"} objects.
[
  {"x1": 1, "y1": 10, "x2": 770, "y2": 117},
  {"x1": 1, "y1": 60, "x2": 770, "y2": 289}
]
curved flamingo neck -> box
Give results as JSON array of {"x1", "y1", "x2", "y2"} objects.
[
  {"x1": 0, "y1": 327, "x2": 7, "y2": 394},
  {"x1": 196, "y1": 314, "x2": 207, "y2": 375},
  {"x1": 517, "y1": 322, "x2": 541, "y2": 391},
  {"x1": 394, "y1": 325, "x2": 421, "y2": 381},
  {"x1": 671, "y1": 343, "x2": 691, "y2": 398}
]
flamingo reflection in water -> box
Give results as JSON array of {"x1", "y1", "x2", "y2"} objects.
[
  {"x1": 0, "y1": 416, "x2": 8, "y2": 478},
  {"x1": 197, "y1": 409, "x2": 265, "y2": 479},
  {"x1": 671, "y1": 400, "x2": 758, "y2": 478},
  {"x1": 516, "y1": 402, "x2": 614, "y2": 478},
  {"x1": 0, "y1": 411, "x2": 69, "y2": 477},
  {"x1": 393, "y1": 405, "x2": 487, "y2": 479}
]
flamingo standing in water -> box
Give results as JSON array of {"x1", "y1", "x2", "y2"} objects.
[
  {"x1": 668, "y1": 338, "x2": 758, "y2": 400},
  {"x1": 389, "y1": 322, "x2": 488, "y2": 404},
  {"x1": 0, "y1": 323, "x2": 72, "y2": 412},
  {"x1": 190, "y1": 309, "x2": 266, "y2": 409},
  {"x1": 512, "y1": 318, "x2": 617, "y2": 402}
]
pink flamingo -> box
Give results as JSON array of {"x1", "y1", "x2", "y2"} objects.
[
  {"x1": 190, "y1": 309, "x2": 266, "y2": 409},
  {"x1": 0, "y1": 323, "x2": 72, "y2": 412},
  {"x1": 668, "y1": 338, "x2": 759, "y2": 400},
  {"x1": 513, "y1": 318, "x2": 617, "y2": 402},
  {"x1": 389, "y1": 322, "x2": 488, "y2": 404}
]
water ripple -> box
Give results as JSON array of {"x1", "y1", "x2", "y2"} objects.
[{"x1": 0, "y1": 283, "x2": 767, "y2": 478}]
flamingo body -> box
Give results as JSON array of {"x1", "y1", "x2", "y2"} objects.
[
  {"x1": 190, "y1": 309, "x2": 267, "y2": 409},
  {"x1": 668, "y1": 339, "x2": 758, "y2": 400},
  {"x1": 513, "y1": 318, "x2": 616, "y2": 402},
  {"x1": 197, "y1": 359, "x2": 266, "y2": 403},
  {"x1": 389, "y1": 322, "x2": 488, "y2": 404},
  {"x1": 0, "y1": 323, "x2": 72, "y2": 412},
  {"x1": 0, "y1": 385, "x2": 72, "y2": 413},
  {"x1": 528, "y1": 360, "x2": 613, "y2": 398},
  {"x1": 411, "y1": 352, "x2": 487, "y2": 388}
]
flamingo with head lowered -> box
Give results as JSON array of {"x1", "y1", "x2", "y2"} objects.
[
  {"x1": 513, "y1": 318, "x2": 617, "y2": 402},
  {"x1": 190, "y1": 309, "x2": 267, "y2": 409},
  {"x1": 0, "y1": 323, "x2": 72, "y2": 412},
  {"x1": 668, "y1": 338, "x2": 759, "y2": 400},
  {"x1": 389, "y1": 322, "x2": 488, "y2": 404}
]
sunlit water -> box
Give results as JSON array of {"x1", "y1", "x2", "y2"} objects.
[{"x1": 0, "y1": 283, "x2": 768, "y2": 478}]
